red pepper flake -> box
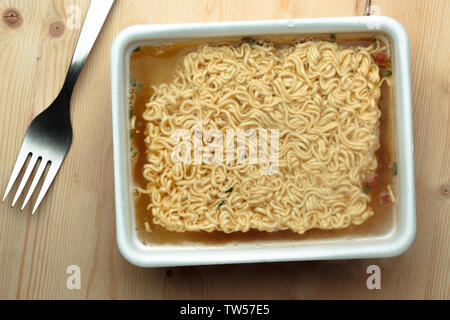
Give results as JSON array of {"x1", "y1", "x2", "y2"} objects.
[
  {"x1": 379, "y1": 191, "x2": 393, "y2": 206},
  {"x1": 374, "y1": 52, "x2": 388, "y2": 65},
  {"x1": 364, "y1": 174, "x2": 379, "y2": 188}
]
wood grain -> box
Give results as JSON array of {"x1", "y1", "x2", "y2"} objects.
[{"x1": 0, "y1": 0, "x2": 448, "y2": 299}]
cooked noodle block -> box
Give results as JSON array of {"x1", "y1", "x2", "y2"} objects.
[{"x1": 141, "y1": 41, "x2": 385, "y2": 234}]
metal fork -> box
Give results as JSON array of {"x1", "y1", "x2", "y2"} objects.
[{"x1": 2, "y1": 0, "x2": 115, "y2": 214}]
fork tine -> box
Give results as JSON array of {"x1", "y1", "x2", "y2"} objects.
[
  {"x1": 2, "y1": 146, "x2": 31, "y2": 203},
  {"x1": 21, "y1": 159, "x2": 49, "y2": 211},
  {"x1": 11, "y1": 154, "x2": 39, "y2": 207},
  {"x1": 31, "y1": 161, "x2": 61, "y2": 215},
  {"x1": 2, "y1": 143, "x2": 31, "y2": 202}
]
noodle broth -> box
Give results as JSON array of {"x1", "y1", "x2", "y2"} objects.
[{"x1": 129, "y1": 37, "x2": 395, "y2": 245}]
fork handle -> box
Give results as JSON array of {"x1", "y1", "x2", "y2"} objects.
[{"x1": 61, "y1": 0, "x2": 115, "y2": 96}]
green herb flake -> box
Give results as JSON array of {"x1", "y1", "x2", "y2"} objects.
[
  {"x1": 242, "y1": 37, "x2": 257, "y2": 45},
  {"x1": 142, "y1": 239, "x2": 146, "y2": 246},
  {"x1": 363, "y1": 185, "x2": 372, "y2": 194},
  {"x1": 373, "y1": 38, "x2": 378, "y2": 47},
  {"x1": 330, "y1": 34, "x2": 336, "y2": 43},
  {"x1": 129, "y1": 106, "x2": 135, "y2": 119},
  {"x1": 137, "y1": 83, "x2": 143, "y2": 92},
  {"x1": 133, "y1": 46, "x2": 141, "y2": 53},
  {"x1": 382, "y1": 70, "x2": 392, "y2": 77},
  {"x1": 130, "y1": 132, "x2": 134, "y2": 139},
  {"x1": 129, "y1": 77, "x2": 136, "y2": 87},
  {"x1": 136, "y1": 121, "x2": 142, "y2": 127},
  {"x1": 225, "y1": 187, "x2": 233, "y2": 193},
  {"x1": 218, "y1": 201, "x2": 225, "y2": 208},
  {"x1": 392, "y1": 162, "x2": 397, "y2": 176}
]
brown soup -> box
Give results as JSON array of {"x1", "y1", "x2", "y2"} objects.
[{"x1": 128, "y1": 37, "x2": 396, "y2": 245}]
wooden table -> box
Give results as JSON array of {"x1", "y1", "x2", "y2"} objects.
[{"x1": 0, "y1": 0, "x2": 448, "y2": 299}]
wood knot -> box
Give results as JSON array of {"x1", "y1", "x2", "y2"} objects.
[
  {"x1": 440, "y1": 184, "x2": 450, "y2": 198},
  {"x1": 49, "y1": 21, "x2": 65, "y2": 37},
  {"x1": 2, "y1": 8, "x2": 23, "y2": 28}
]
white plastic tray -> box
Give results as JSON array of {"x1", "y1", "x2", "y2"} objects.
[{"x1": 110, "y1": 16, "x2": 415, "y2": 267}]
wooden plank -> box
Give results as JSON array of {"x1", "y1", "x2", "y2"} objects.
[{"x1": 0, "y1": 0, "x2": 448, "y2": 299}]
